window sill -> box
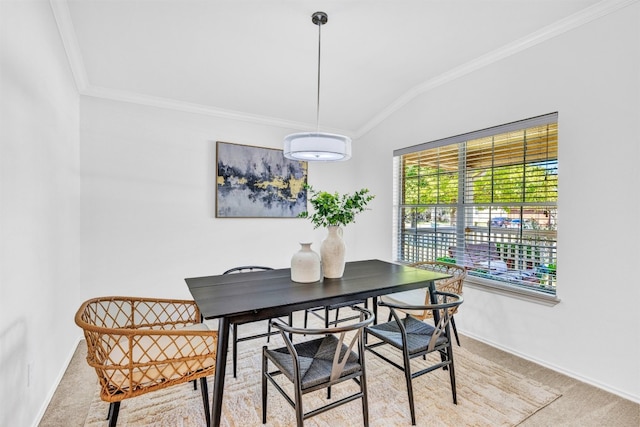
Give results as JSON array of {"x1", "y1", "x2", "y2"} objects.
[{"x1": 465, "y1": 276, "x2": 561, "y2": 306}]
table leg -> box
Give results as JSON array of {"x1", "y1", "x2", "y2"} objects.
[
  {"x1": 212, "y1": 317, "x2": 230, "y2": 427},
  {"x1": 427, "y1": 281, "x2": 438, "y2": 318},
  {"x1": 372, "y1": 296, "x2": 378, "y2": 325}
]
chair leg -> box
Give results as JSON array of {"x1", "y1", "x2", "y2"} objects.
[
  {"x1": 107, "y1": 402, "x2": 120, "y2": 427},
  {"x1": 326, "y1": 305, "x2": 333, "y2": 400},
  {"x1": 402, "y1": 349, "x2": 417, "y2": 426},
  {"x1": 233, "y1": 323, "x2": 238, "y2": 378},
  {"x1": 446, "y1": 345, "x2": 458, "y2": 404},
  {"x1": 200, "y1": 377, "x2": 211, "y2": 427},
  {"x1": 106, "y1": 402, "x2": 113, "y2": 421},
  {"x1": 261, "y1": 347, "x2": 268, "y2": 424},
  {"x1": 304, "y1": 309, "x2": 309, "y2": 328},
  {"x1": 288, "y1": 313, "x2": 293, "y2": 341},
  {"x1": 324, "y1": 306, "x2": 330, "y2": 328},
  {"x1": 267, "y1": 318, "x2": 272, "y2": 343},
  {"x1": 294, "y1": 375, "x2": 304, "y2": 427},
  {"x1": 192, "y1": 379, "x2": 197, "y2": 390},
  {"x1": 359, "y1": 362, "x2": 370, "y2": 427},
  {"x1": 451, "y1": 316, "x2": 461, "y2": 346}
]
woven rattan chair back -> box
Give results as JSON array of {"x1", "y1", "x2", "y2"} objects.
[
  {"x1": 262, "y1": 306, "x2": 375, "y2": 427},
  {"x1": 75, "y1": 296, "x2": 218, "y2": 427},
  {"x1": 409, "y1": 261, "x2": 466, "y2": 318}
]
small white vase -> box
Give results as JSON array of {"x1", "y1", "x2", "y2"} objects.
[
  {"x1": 320, "y1": 226, "x2": 346, "y2": 278},
  {"x1": 291, "y1": 242, "x2": 321, "y2": 283}
]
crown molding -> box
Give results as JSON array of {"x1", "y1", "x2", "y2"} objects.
[
  {"x1": 354, "y1": 0, "x2": 638, "y2": 139},
  {"x1": 81, "y1": 86, "x2": 353, "y2": 136},
  {"x1": 50, "y1": 0, "x2": 88, "y2": 92},
  {"x1": 49, "y1": 0, "x2": 351, "y2": 135},
  {"x1": 50, "y1": 0, "x2": 636, "y2": 139}
]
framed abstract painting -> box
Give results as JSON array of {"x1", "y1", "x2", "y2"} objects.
[{"x1": 216, "y1": 141, "x2": 308, "y2": 218}]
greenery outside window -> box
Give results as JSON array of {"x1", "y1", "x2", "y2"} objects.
[{"x1": 393, "y1": 113, "x2": 558, "y2": 295}]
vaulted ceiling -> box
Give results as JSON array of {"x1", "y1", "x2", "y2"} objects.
[{"x1": 53, "y1": 0, "x2": 623, "y2": 138}]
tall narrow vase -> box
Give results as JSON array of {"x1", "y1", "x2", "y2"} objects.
[
  {"x1": 291, "y1": 242, "x2": 321, "y2": 283},
  {"x1": 321, "y1": 226, "x2": 346, "y2": 278}
]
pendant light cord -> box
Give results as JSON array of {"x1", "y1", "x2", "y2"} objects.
[
  {"x1": 316, "y1": 21, "x2": 322, "y2": 133},
  {"x1": 282, "y1": 12, "x2": 351, "y2": 162}
]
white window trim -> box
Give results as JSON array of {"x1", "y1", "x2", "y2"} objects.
[
  {"x1": 464, "y1": 275, "x2": 560, "y2": 306},
  {"x1": 394, "y1": 112, "x2": 559, "y2": 299}
]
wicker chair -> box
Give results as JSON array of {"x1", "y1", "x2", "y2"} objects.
[
  {"x1": 262, "y1": 306, "x2": 375, "y2": 426},
  {"x1": 365, "y1": 291, "x2": 464, "y2": 425},
  {"x1": 75, "y1": 296, "x2": 218, "y2": 427},
  {"x1": 380, "y1": 261, "x2": 466, "y2": 345},
  {"x1": 223, "y1": 266, "x2": 293, "y2": 378}
]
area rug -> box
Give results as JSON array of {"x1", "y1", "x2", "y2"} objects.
[{"x1": 84, "y1": 318, "x2": 561, "y2": 427}]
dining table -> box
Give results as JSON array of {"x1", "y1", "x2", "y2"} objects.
[{"x1": 185, "y1": 258, "x2": 451, "y2": 427}]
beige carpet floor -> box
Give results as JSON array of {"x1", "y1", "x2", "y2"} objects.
[{"x1": 83, "y1": 317, "x2": 561, "y2": 427}]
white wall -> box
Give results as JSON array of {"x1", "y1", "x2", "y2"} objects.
[
  {"x1": 3, "y1": 3, "x2": 637, "y2": 427},
  {"x1": 0, "y1": 2, "x2": 80, "y2": 426},
  {"x1": 354, "y1": 3, "x2": 640, "y2": 401},
  {"x1": 79, "y1": 97, "x2": 359, "y2": 301}
]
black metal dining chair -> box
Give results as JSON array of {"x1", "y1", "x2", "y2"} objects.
[
  {"x1": 303, "y1": 299, "x2": 370, "y2": 328},
  {"x1": 262, "y1": 306, "x2": 375, "y2": 427},
  {"x1": 223, "y1": 266, "x2": 292, "y2": 378},
  {"x1": 380, "y1": 261, "x2": 467, "y2": 346},
  {"x1": 365, "y1": 291, "x2": 463, "y2": 426}
]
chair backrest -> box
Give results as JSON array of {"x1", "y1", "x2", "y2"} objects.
[
  {"x1": 409, "y1": 261, "x2": 467, "y2": 294},
  {"x1": 75, "y1": 296, "x2": 218, "y2": 402},
  {"x1": 380, "y1": 291, "x2": 463, "y2": 352},
  {"x1": 223, "y1": 265, "x2": 274, "y2": 274},
  {"x1": 409, "y1": 261, "x2": 466, "y2": 316},
  {"x1": 270, "y1": 306, "x2": 375, "y2": 383}
]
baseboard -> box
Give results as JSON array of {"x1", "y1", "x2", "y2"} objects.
[
  {"x1": 461, "y1": 330, "x2": 640, "y2": 404},
  {"x1": 31, "y1": 335, "x2": 84, "y2": 427}
]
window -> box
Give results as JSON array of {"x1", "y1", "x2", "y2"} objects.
[{"x1": 394, "y1": 113, "x2": 558, "y2": 295}]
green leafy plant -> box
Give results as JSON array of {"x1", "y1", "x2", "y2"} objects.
[{"x1": 299, "y1": 185, "x2": 375, "y2": 228}]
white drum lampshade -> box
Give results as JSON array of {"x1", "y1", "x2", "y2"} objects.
[{"x1": 283, "y1": 132, "x2": 352, "y2": 162}]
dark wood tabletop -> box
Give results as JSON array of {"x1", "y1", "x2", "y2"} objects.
[
  {"x1": 184, "y1": 258, "x2": 451, "y2": 427},
  {"x1": 186, "y1": 259, "x2": 450, "y2": 323}
]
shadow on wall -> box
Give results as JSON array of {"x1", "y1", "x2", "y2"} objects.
[{"x1": 0, "y1": 318, "x2": 29, "y2": 427}]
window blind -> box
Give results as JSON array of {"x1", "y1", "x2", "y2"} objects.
[{"x1": 395, "y1": 113, "x2": 558, "y2": 295}]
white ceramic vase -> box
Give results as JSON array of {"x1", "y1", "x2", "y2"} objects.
[
  {"x1": 291, "y1": 242, "x2": 322, "y2": 283},
  {"x1": 320, "y1": 225, "x2": 346, "y2": 278}
]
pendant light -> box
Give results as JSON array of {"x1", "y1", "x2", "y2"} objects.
[{"x1": 283, "y1": 11, "x2": 352, "y2": 162}]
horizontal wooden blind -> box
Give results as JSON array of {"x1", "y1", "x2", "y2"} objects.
[
  {"x1": 464, "y1": 122, "x2": 558, "y2": 205},
  {"x1": 395, "y1": 113, "x2": 558, "y2": 295}
]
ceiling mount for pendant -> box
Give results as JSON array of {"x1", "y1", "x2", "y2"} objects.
[
  {"x1": 312, "y1": 11, "x2": 328, "y2": 26},
  {"x1": 283, "y1": 11, "x2": 352, "y2": 162}
]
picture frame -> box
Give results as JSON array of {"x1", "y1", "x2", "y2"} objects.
[{"x1": 216, "y1": 141, "x2": 308, "y2": 218}]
